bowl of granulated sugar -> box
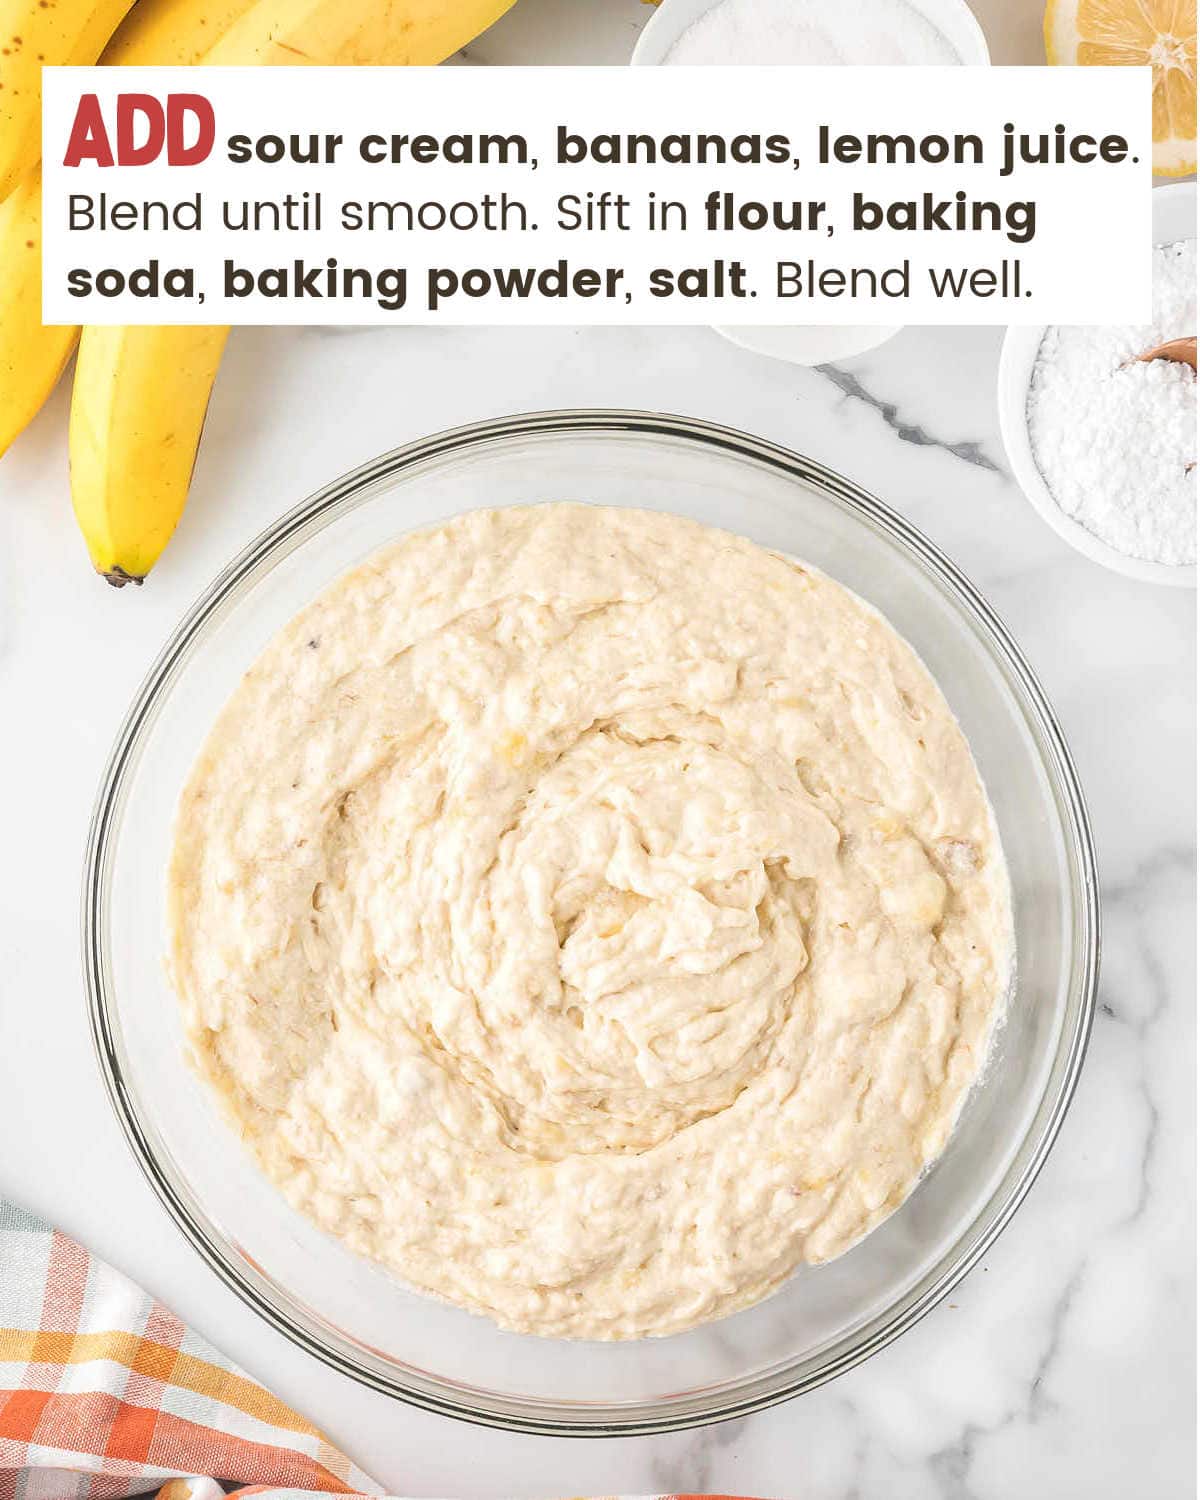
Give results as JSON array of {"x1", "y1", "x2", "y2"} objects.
[
  {"x1": 632, "y1": 0, "x2": 990, "y2": 366},
  {"x1": 998, "y1": 183, "x2": 1196, "y2": 588},
  {"x1": 633, "y1": 0, "x2": 990, "y2": 69}
]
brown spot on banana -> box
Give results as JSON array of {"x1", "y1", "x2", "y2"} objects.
[{"x1": 102, "y1": 565, "x2": 145, "y2": 588}]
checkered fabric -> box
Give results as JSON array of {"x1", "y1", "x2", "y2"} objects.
[
  {"x1": 0, "y1": 1199, "x2": 766, "y2": 1500},
  {"x1": 0, "y1": 1197, "x2": 377, "y2": 1499}
]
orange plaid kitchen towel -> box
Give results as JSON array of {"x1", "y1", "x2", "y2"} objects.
[
  {"x1": 0, "y1": 1198, "x2": 377, "y2": 1500},
  {"x1": 1, "y1": 1198, "x2": 769, "y2": 1500}
]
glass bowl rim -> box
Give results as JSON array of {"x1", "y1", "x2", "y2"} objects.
[{"x1": 83, "y1": 407, "x2": 1100, "y2": 1437}]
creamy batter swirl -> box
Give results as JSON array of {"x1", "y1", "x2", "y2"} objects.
[{"x1": 169, "y1": 505, "x2": 1011, "y2": 1339}]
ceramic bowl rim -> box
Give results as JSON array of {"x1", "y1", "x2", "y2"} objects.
[
  {"x1": 996, "y1": 181, "x2": 1197, "y2": 590},
  {"x1": 629, "y1": 0, "x2": 992, "y2": 67}
]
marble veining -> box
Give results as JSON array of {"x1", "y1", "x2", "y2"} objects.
[
  {"x1": 814, "y1": 365, "x2": 1005, "y2": 474},
  {"x1": 0, "y1": 1, "x2": 1192, "y2": 1497}
]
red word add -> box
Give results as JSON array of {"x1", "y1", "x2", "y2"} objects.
[{"x1": 63, "y1": 94, "x2": 215, "y2": 168}]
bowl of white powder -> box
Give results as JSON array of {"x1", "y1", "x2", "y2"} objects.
[
  {"x1": 633, "y1": 0, "x2": 990, "y2": 70},
  {"x1": 997, "y1": 182, "x2": 1197, "y2": 588},
  {"x1": 632, "y1": 0, "x2": 990, "y2": 366}
]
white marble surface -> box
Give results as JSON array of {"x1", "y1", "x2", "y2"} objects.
[{"x1": 0, "y1": 2, "x2": 1194, "y2": 1497}]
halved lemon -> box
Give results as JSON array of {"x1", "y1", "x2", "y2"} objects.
[{"x1": 1045, "y1": 0, "x2": 1197, "y2": 176}]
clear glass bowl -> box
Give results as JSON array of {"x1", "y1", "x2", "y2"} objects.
[{"x1": 84, "y1": 410, "x2": 1099, "y2": 1435}]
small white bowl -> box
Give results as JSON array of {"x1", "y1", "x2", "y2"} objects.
[
  {"x1": 633, "y1": 0, "x2": 990, "y2": 67},
  {"x1": 712, "y1": 323, "x2": 903, "y2": 367},
  {"x1": 997, "y1": 182, "x2": 1196, "y2": 589},
  {"x1": 632, "y1": 0, "x2": 990, "y2": 367}
]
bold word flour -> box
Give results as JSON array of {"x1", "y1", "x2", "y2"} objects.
[
  {"x1": 1028, "y1": 239, "x2": 1196, "y2": 568},
  {"x1": 663, "y1": 0, "x2": 961, "y2": 65}
]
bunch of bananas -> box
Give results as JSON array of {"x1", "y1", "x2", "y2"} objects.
[{"x1": 0, "y1": 0, "x2": 515, "y2": 585}]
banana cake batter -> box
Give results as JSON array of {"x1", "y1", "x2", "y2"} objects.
[{"x1": 168, "y1": 504, "x2": 1012, "y2": 1339}]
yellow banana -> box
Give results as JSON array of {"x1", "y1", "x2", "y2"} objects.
[
  {"x1": 104, "y1": 0, "x2": 262, "y2": 64},
  {"x1": 0, "y1": 170, "x2": 79, "y2": 458},
  {"x1": 69, "y1": 325, "x2": 229, "y2": 584},
  {"x1": 107, "y1": 0, "x2": 514, "y2": 67},
  {"x1": 0, "y1": 0, "x2": 166, "y2": 457},
  {"x1": 27, "y1": 0, "x2": 259, "y2": 487},
  {"x1": 202, "y1": 0, "x2": 516, "y2": 65},
  {"x1": 72, "y1": 0, "x2": 516, "y2": 583},
  {"x1": 0, "y1": 0, "x2": 137, "y2": 203},
  {"x1": 0, "y1": 0, "x2": 134, "y2": 449},
  {"x1": 105, "y1": 0, "x2": 513, "y2": 65}
]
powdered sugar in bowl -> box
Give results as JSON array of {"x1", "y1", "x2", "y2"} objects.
[{"x1": 997, "y1": 183, "x2": 1197, "y2": 589}]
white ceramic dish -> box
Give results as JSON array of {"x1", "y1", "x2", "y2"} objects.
[
  {"x1": 997, "y1": 182, "x2": 1196, "y2": 590},
  {"x1": 631, "y1": 0, "x2": 989, "y2": 367},
  {"x1": 711, "y1": 322, "x2": 904, "y2": 367},
  {"x1": 631, "y1": 0, "x2": 991, "y2": 68}
]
